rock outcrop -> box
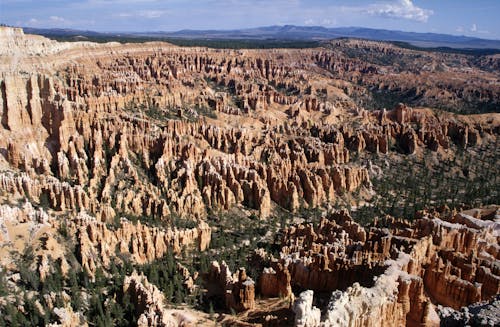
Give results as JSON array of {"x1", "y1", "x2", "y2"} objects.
[
  {"x1": 293, "y1": 290, "x2": 321, "y2": 327},
  {"x1": 259, "y1": 263, "x2": 292, "y2": 298},
  {"x1": 257, "y1": 206, "x2": 500, "y2": 326},
  {"x1": 2, "y1": 27, "x2": 497, "y2": 226},
  {"x1": 75, "y1": 212, "x2": 211, "y2": 274},
  {"x1": 50, "y1": 305, "x2": 87, "y2": 327},
  {"x1": 206, "y1": 261, "x2": 256, "y2": 312},
  {"x1": 0, "y1": 27, "x2": 499, "y2": 327},
  {"x1": 123, "y1": 271, "x2": 196, "y2": 326},
  {"x1": 439, "y1": 294, "x2": 500, "y2": 327}
]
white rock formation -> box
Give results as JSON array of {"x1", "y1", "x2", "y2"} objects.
[{"x1": 293, "y1": 290, "x2": 321, "y2": 327}]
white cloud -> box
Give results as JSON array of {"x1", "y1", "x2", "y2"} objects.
[
  {"x1": 321, "y1": 19, "x2": 335, "y2": 26},
  {"x1": 304, "y1": 19, "x2": 315, "y2": 26},
  {"x1": 23, "y1": 15, "x2": 84, "y2": 28},
  {"x1": 368, "y1": 0, "x2": 432, "y2": 22},
  {"x1": 115, "y1": 13, "x2": 133, "y2": 18},
  {"x1": 24, "y1": 18, "x2": 41, "y2": 27},
  {"x1": 456, "y1": 26, "x2": 464, "y2": 33},
  {"x1": 468, "y1": 23, "x2": 489, "y2": 35},
  {"x1": 113, "y1": 10, "x2": 168, "y2": 19},
  {"x1": 49, "y1": 16, "x2": 66, "y2": 23},
  {"x1": 362, "y1": 0, "x2": 433, "y2": 23},
  {"x1": 139, "y1": 10, "x2": 167, "y2": 18}
]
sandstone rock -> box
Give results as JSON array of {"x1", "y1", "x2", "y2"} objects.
[
  {"x1": 226, "y1": 268, "x2": 256, "y2": 311},
  {"x1": 263, "y1": 207, "x2": 500, "y2": 326},
  {"x1": 293, "y1": 290, "x2": 321, "y2": 327},
  {"x1": 0, "y1": 28, "x2": 494, "y2": 225},
  {"x1": 123, "y1": 271, "x2": 195, "y2": 326},
  {"x1": 206, "y1": 261, "x2": 256, "y2": 312},
  {"x1": 49, "y1": 305, "x2": 87, "y2": 327},
  {"x1": 76, "y1": 212, "x2": 210, "y2": 275},
  {"x1": 0, "y1": 27, "x2": 499, "y2": 327},
  {"x1": 259, "y1": 263, "x2": 292, "y2": 298},
  {"x1": 438, "y1": 295, "x2": 500, "y2": 327}
]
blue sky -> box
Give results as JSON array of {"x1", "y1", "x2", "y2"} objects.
[{"x1": 1, "y1": 0, "x2": 499, "y2": 39}]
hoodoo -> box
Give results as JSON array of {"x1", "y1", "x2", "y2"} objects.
[{"x1": 0, "y1": 26, "x2": 498, "y2": 326}]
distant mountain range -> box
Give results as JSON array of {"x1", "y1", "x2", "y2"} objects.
[{"x1": 24, "y1": 25, "x2": 500, "y2": 50}]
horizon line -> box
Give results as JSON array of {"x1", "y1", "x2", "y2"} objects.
[{"x1": 6, "y1": 24, "x2": 498, "y2": 42}]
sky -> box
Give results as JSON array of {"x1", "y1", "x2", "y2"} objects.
[{"x1": 1, "y1": 0, "x2": 499, "y2": 39}]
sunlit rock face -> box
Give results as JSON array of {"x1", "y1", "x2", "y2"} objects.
[
  {"x1": 267, "y1": 207, "x2": 499, "y2": 326},
  {"x1": 0, "y1": 27, "x2": 499, "y2": 327}
]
